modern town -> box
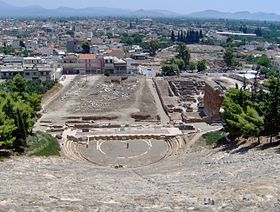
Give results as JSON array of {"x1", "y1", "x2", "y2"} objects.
[{"x1": 0, "y1": 10, "x2": 280, "y2": 211}]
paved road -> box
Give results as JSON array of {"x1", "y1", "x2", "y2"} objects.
[{"x1": 146, "y1": 78, "x2": 170, "y2": 124}]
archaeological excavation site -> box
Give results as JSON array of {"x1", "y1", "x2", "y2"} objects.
[
  {"x1": 1, "y1": 12, "x2": 280, "y2": 211},
  {"x1": 2, "y1": 75, "x2": 279, "y2": 211},
  {"x1": 35, "y1": 75, "x2": 226, "y2": 168}
]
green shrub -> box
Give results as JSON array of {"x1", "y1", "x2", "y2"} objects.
[
  {"x1": 202, "y1": 131, "x2": 224, "y2": 146},
  {"x1": 26, "y1": 132, "x2": 60, "y2": 157}
]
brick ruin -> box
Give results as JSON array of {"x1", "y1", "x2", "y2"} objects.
[
  {"x1": 155, "y1": 77, "x2": 224, "y2": 124},
  {"x1": 168, "y1": 79, "x2": 205, "y2": 113},
  {"x1": 203, "y1": 82, "x2": 224, "y2": 122}
]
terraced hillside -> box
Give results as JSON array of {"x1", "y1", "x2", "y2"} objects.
[{"x1": 0, "y1": 145, "x2": 279, "y2": 211}]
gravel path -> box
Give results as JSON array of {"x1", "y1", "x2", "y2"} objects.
[{"x1": 146, "y1": 78, "x2": 170, "y2": 124}]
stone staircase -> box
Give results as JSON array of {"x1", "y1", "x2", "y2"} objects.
[
  {"x1": 61, "y1": 138, "x2": 88, "y2": 162},
  {"x1": 165, "y1": 136, "x2": 187, "y2": 156}
]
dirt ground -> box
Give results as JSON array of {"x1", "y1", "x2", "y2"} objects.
[
  {"x1": 42, "y1": 83, "x2": 63, "y2": 105},
  {"x1": 38, "y1": 75, "x2": 159, "y2": 128},
  {"x1": 132, "y1": 79, "x2": 158, "y2": 120}
]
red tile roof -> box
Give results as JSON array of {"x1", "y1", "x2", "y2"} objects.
[{"x1": 79, "y1": 54, "x2": 97, "y2": 60}]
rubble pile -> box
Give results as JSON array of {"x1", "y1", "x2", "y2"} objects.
[{"x1": 72, "y1": 77, "x2": 139, "y2": 113}]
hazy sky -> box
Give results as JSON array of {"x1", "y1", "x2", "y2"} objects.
[{"x1": 3, "y1": 0, "x2": 280, "y2": 14}]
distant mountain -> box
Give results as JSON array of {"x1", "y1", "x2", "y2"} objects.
[
  {"x1": 0, "y1": 0, "x2": 280, "y2": 21},
  {"x1": 130, "y1": 9, "x2": 180, "y2": 17},
  {"x1": 0, "y1": 1, "x2": 57, "y2": 17},
  {"x1": 54, "y1": 7, "x2": 131, "y2": 17},
  {"x1": 188, "y1": 10, "x2": 280, "y2": 21},
  {"x1": 0, "y1": 1, "x2": 181, "y2": 18}
]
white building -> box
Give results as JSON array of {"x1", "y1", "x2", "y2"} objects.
[
  {"x1": 86, "y1": 32, "x2": 93, "y2": 40},
  {"x1": 23, "y1": 57, "x2": 43, "y2": 65},
  {"x1": 104, "y1": 56, "x2": 127, "y2": 75},
  {"x1": 139, "y1": 66, "x2": 156, "y2": 77}
]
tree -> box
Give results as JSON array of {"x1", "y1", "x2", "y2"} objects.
[
  {"x1": 161, "y1": 63, "x2": 180, "y2": 76},
  {"x1": 0, "y1": 110, "x2": 16, "y2": 149},
  {"x1": 161, "y1": 57, "x2": 185, "y2": 74},
  {"x1": 21, "y1": 49, "x2": 29, "y2": 57},
  {"x1": 177, "y1": 43, "x2": 191, "y2": 67},
  {"x1": 223, "y1": 73, "x2": 280, "y2": 144},
  {"x1": 226, "y1": 37, "x2": 233, "y2": 46},
  {"x1": 66, "y1": 30, "x2": 75, "y2": 37},
  {"x1": 177, "y1": 30, "x2": 201, "y2": 44},
  {"x1": 104, "y1": 69, "x2": 112, "y2": 77},
  {"x1": 174, "y1": 58, "x2": 185, "y2": 71},
  {"x1": 263, "y1": 76, "x2": 280, "y2": 142},
  {"x1": 167, "y1": 58, "x2": 185, "y2": 70},
  {"x1": 240, "y1": 25, "x2": 248, "y2": 34},
  {"x1": 120, "y1": 33, "x2": 143, "y2": 45},
  {"x1": 24, "y1": 93, "x2": 42, "y2": 116},
  {"x1": 185, "y1": 30, "x2": 200, "y2": 44},
  {"x1": 224, "y1": 47, "x2": 235, "y2": 67},
  {"x1": 241, "y1": 106, "x2": 264, "y2": 144},
  {"x1": 0, "y1": 76, "x2": 44, "y2": 151},
  {"x1": 177, "y1": 31, "x2": 181, "y2": 41},
  {"x1": 199, "y1": 29, "x2": 203, "y2": 39},
  {"x1": 226, "y1": 87, "x2": 251, "y2": 110},
  {"x1": 11, "y1": 100, "x2": 35, "y2": 149},
  {"x1": 223, "y1": 93, "x2": 264, "y2": 141},
  {"x1": 24, "y1": 80, "x2": 56, "y2": 94},
  {"x1": 188, "y1": 61, "x2": 197, "y2": 72},
  {"x1": 19, "y1": 40, "x2": 26, "y2": 48},
  {"x1": 197, "y1": 59, "x2": 207, "y2": 72},
  {"x1": 257, "y1": 55, "x2": 271, "y2": 68},
  {"x1": 106, "y1": 32, "x2": 113, "y2": 39},
  {"x1": 255, "y1": 27, "x2": 263, "y2": 37},
  {"x1": 132, "y1": 33, "x2": 143, "y2": 44},
  {"x1": 223, "y1": 97, "x2": 244, "y2": 138},
  {"x1": 147, "y1": 40, "x2": 160, "y2": 57},
  {"x1": 171, "y1": 30, "x2": 176, "y2": 42},
  {"x1": 12, "y1": 74, "x2": 26, "y2": 95},
  {"x1": 0, "y1": 44, "x2": 15, "y2": 55},
  {"x1": 121, "y1": 33, "x2": 133, "y2": 45},
  {"x1": 82, "y1": 42, "x2": 90, "y2": 54}
]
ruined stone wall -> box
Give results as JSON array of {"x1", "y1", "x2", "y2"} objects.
[{"x1": 203, "y1": 83, "x2": 224, "y2": 121}]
